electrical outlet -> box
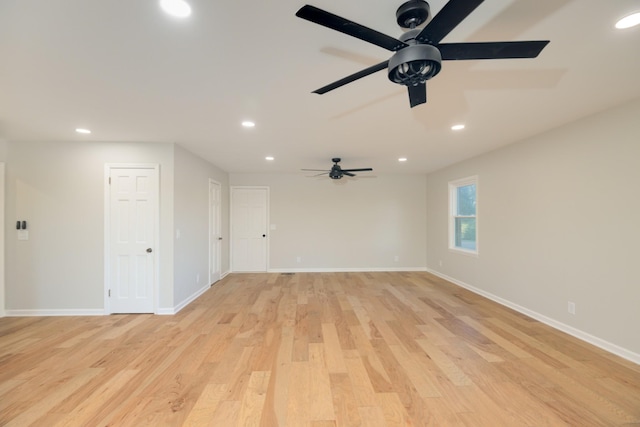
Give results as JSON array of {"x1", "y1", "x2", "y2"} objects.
[
  {"x1": 568, "y1": 301, "x2": 576, "y2": 315},
  {"x1": 296, "y1": 256, "x2": 301, "y2": 263},
  {"x1": 196, "y1": 273, "x2": 200, "y2": 284},
  {"x1": 394, "y1": 255, "x2": 399, "y2": 262},
  {"x1": 438, "y1": 260, "x2": 443, "y2": 267}
]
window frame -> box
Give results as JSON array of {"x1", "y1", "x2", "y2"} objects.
[{"x1": 448, "y1": 175, "x2": 479, "y2": 256}]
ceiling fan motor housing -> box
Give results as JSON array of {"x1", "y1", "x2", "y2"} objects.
[{"x1": 388, "y1": 44, "x2": 442, "y2": 86}]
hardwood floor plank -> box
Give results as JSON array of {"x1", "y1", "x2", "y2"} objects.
[
  {"x1": 267, "y1": 325, "x2": 294, "y2": 426},
  {"x1": 309, "y1": 343, "x2": 337, "y2": 421},
  {"x1": 286, "y1": 361, "x2": 311, "y2": 425},
  {"x1": 329, "y1": 372, "x2": 362, "y2": 427},
  {"x1": 322, "y1": 323, "x2": 348, "y2": 374},
  {"x1": 182, "y1": 383, "x2": 227, "y2": 426},
  {"x1": 293, "y1": 303, "x2": 310, "y2": 362},
  {"x1": 236, "y1": 370, "x2": 271, "y2": 427}
]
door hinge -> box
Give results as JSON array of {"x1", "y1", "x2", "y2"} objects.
[
  {"x1": 108, "y1": 177, "x2": 111, "y2": 185},
  {"x1": 108, "y1": 289, "x2": 111, "y2": 297}
]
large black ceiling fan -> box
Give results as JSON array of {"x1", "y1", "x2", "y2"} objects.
[
  {"x1": 302, "y1": 158, "x2": 373, "y2": 179},
  {"x1": 296, "y1": 0, "x2": 550, "y2": 108}
]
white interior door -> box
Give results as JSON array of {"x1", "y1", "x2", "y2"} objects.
[
  {"x1": 209, "y1": 179, "x2": 221, "y2": 284},
  {"x1": 107, "y1": 166, "x2": 158, "y2": 313},
  {"x1": 231, "y1": 187, "x2": 268, "y2": 272}
]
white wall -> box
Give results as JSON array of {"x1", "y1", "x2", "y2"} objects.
[
  {"x1": 230, "y1": 173, "x2": 427, "y2": 271},
  {"x1": 5, "y1": 141, "x2": 175, "y2": 312},
  {"x1": 0, "y1": 161, "x2": 4, "y2": 317},
  {"x1": 173, "y1": 144, "x2": 230, "y2": 309},
  {"x1": 0, "y1": 141, "x2": 6, "y2": 316},
  {"x1": 426, "y1": 98, "x2": 640, "y2": 359}
]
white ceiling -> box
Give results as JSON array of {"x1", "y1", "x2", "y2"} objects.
[{"x1": 1, "y1": 0, "x2": 639, "y2": 174}]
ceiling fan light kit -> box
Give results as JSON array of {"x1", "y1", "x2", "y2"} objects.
[
  {"x1": 388, "y1": 43, "x2": 442, "y2": 86},
  {"x1": 302, "y1": 158, "x2": 373, "y2": 180},
  {"x1": 296, "y1": 0, "x2": 550, "y2": 108}
]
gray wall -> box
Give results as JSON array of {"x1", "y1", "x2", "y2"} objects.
[
  {"x1": 4, "y1": 140, "x2": 176, "y2": 311},
  {"x1": 173, "y1": 144, "x2": 230, "y2": 307},
  {"x1": 230, "y1": 173, "x2": 427, "y2": 271},
  {"x1": 426, "y1": 98, "x2": 640, "y2": 357}
]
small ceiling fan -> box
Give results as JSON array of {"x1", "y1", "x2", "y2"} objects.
[
  {"x1": 296, "y1": 0, "x2": 550, "y2": 108},
  {"x1": 302, "y1": 158, "x2": 373, "y2": 179}
]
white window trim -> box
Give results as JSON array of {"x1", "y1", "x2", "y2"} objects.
[{"x1": 448, "y1": 175, "x2": 479, "y2": 257}]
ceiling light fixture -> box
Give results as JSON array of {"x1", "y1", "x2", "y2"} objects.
[
  {"x1": 75, "y1": 128, "x2": 91, "y2": 134},
  {"x1": 615, "y1": 12, "x2": 640, "y2": 29},
  {"x1": 242, "y1": 121, "x2": 255, "y2": 128},
  {"x1": 398, "y1": 157, "x2": 408, "y2": 162},
  {"x1": 451, "y1": 124, "x2": 465, "y2": 131},
  {"x1": 265, "y1": 156, "x2": 274, "y2": 161},
  {"x1": 160, "y1": 0, "x2": 191, "y2": 18}
]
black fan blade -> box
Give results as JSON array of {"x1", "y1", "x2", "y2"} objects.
[
  {"x1": 439, "y1": 40, "x2": 550, "y2": 60},
  {"x1": 408, "y1": 83, "x2": 427, "y2": 108},
  {"x1": 342, "y1": 171, "x2": 356, "y2": 177},
  {"x1": 313, "y1": 60, "x2": 389, "y2": 94},
  {"x1": 301, "y1": 169, "x2": 330, "y2": 171},
  {"x1": 296, "y1": 5, "x2": 408, "y2": 52},
  {"x1": 312, "y1": 172, "x2": 329, "y2": 177},
  {"x1": 416, "y1": 0, "x2": 484, "y2": 44},
  {"x1": 341, "y1": 168, "x2": 373, "y2": 172}
]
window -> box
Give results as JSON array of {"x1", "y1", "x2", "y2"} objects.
[{"x1": 449, "y1": 176, "x2": 478, "y2": 255}]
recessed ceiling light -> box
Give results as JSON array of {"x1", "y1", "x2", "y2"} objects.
[
  {"x1": 242, "y1": 121, "x2": 255, "y2": 128},
  {"x1": 398, "y1": 157, "x2": 407, "y2": 162},
  {"x1": 451, "y1": 124, "x2": 465, "y2": 131},
  {"x1": 265, "y1": 156, "x2": 274, "y2": 161},
  {"x1": 160, "y1": 0, "x2": 191, "y2": 18},
  {"x1": 615, "y1": 12, "x2": 640, "y2": 29},
  {"x1": 75, "y1": 128, "x2": 91, "y2": 134}
]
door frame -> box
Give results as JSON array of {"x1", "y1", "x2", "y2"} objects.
[
  {"x1": 103, "y1": 163, "x2": 160, "y2": 314},
  {"x1": 230, "y1": 186, "x2": 269, "y2": 272},
  {"x1": 209, "y1": 179, "x2": 222, "y2": 285}
]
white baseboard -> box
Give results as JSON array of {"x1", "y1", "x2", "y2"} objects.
[
  {"x1": 5, "y1": 308, "x2": 105, "y2": 317},
  {"x1": 267, "y1": 267, "x2": 428, "y2": 273},
  {"x1": 157, "y1": 284, "x2": 211, "y2": 316},
  {"x1": 427, "y1": 268, "x2": 640, "y2": 366}
]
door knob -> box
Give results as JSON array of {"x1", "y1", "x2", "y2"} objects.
[
  {"x1": 218, "y1": 237, "x2": 223, "y2": 240},
  {"x1": 262, "y1": 234, "x2": 266, "y2": 237},
  {"x1": 146, "y1": 248, "x2": 153, "y2": 253}
]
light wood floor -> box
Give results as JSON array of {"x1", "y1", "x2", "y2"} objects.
[{"x1": 1, "y1": 272, "x2": 639, "y2": 426}]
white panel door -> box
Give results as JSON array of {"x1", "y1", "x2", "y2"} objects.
[
  {"x1": 108, "y1": 167, "x2": 158, "y2": 313},
  {"x1": 209, "y1": 179, "x2": 221, "y2": 284},
  {"x1": 231, "y1": 187, "x2": 268, "y2": 272}
]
